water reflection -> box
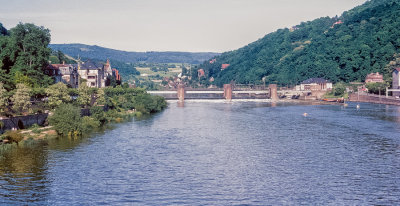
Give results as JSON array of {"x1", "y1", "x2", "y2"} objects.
[{"x1": 0, "y1": 142, "x2": 49, "y2": 204}]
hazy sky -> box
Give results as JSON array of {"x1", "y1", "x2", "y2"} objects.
[{"x1": 1, "y1": 0, "x2": 367, "y2": 52}]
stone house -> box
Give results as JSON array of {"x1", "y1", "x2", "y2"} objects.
[
  {"x1": 45, "y1": 63, "x2": 79, "y2": 88},
  {"x1": 78, "y1": 59, "x2": 115, "y2": 88},
  {"x1": 78, "y1": 60, "x2": 105, "y2": 88}
]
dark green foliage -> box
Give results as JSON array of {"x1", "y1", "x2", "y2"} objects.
[
  {"x1": 90, "y1": 106, "x2": 107, "y2": 124},
  {"x1": 0, "y1": 23, "x2": 53, "y2": 89},
  {"x1": 0, "y1": 23, "x2": 7, "y2": 36},
  {"x1": 198, "y1": 0, "x2": 400, "y2": 86},
  {"x1": 48, "y1": 104, "x2": 82, "y2": 136}
]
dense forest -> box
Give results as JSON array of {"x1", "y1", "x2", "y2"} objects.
[
  {"x1": 197, "y1": 0, "x2": 400, "y2": 87},
  {"x1": 49, "y1": 44, "x2": 220, "y2": 64}
]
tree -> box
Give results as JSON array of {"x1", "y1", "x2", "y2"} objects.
[
  {"x1": 333, "y1": 82, "x2": 347, "y2": 96},
  {"x1": 77, "y1": 84, "x2": 91, "y2": 107},
  {"x1": 366, "y1": 82, "x2": 387, "y2": 95},
  {"x1": 96, "y1": 88, "x2": 106, "y2": 105},
  {"x1": 45, "y1": 82, "x2": 71, "y2": 109},
  {"x1": 9, "y1": 23, "x2": 52, "y2": 87},
  {"x1": 0, "y1": 23, "x2": 53, "y2": 89},
  {"x1": 0, "y1": 83, "x2": 9, "y2": 114},
  {"x1": 48, "y1": 103, "x2": 82, "y2": 136},
  {"x1": 11, "y1": 83, "x2": 31, "y2": 114},
  {"x1": 0, "y1": 23, "x2": 7, "y2": 36}
]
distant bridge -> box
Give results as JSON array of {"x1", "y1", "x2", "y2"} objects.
[{"x1": 148, "y1": 84, "x2": 279, "y2": 101}]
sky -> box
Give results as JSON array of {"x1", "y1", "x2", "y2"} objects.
[{"x1": 0, "y1": 0, "x2": 367, "y2": 52}]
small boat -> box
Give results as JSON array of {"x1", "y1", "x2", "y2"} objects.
[
  {"x1": 322, "y1": 98, "x2": 337, "y2": 102},
  {"x1": 322, "y1": 98, "x2": 345, "y2": 103}
]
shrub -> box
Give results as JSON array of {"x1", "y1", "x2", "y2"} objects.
[
  {"x1": 90, "y1": 106, "x2": 107, "y2": 124},
  {"x1": 333, "y1": 82, "x2": 346, "y2": 97},
  {"x1": 48, "y1": 103, "x2": 82, "y2": 136},
  {"x1": 3, "y1": 130, "x2": 24, "y2": 144},
  {"x1": 29, "y1": 124, "x2": 41, "y2": 134},
  {"x1": 80, "y1": 116, "x2": 100, "y2": 133}
]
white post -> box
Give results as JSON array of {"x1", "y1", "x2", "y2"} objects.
[{"x1": 386, "y1": 87, "x2": 389, "y2": 98}]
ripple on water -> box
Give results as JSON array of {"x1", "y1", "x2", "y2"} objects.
[{"x1": 0, "y1": 101, "x2": 399, "y2": 205}]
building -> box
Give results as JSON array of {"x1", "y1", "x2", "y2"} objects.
[
  {"x1": 289, "y1": 26, "x2": 299, "y2": 32},
  {"x1": 198, "y1": 69, "x2": 205, "y2": 79},
  {"x1": 365, "y1": 72, "x2": 384, "y2": 83},
  {"x1": 298, "y1": 78, "x2": 332, "y2": 91},
  {"x1": 392, "y1": 68, "x2": 400, "y2": 97},
  {"x1": 221, "y1": 64, "x2": 230, "y2": 70},
  {"x1": 45, "y1": 62, "x2": 79, "y2": 88},
  {"x1": 77, "y1": 59, "x2": 119, "y2": 88},
  {"x1": 112, "y1": 68, "x2": 121, "y2": 82},
  {"x1": 78, "y1": 60, "x2": 105, "y2": 88}
]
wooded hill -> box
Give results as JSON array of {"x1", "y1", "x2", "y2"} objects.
[
  {"x1": 197, "y1": 0, "x2": 400, "y2": 87},
  {"x1": 49, "y1": 44, "x2": 220, "y2": 64}
]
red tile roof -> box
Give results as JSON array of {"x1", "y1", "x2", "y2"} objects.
[
  {"x1": 221, "y1": 64, "x2": 230, "y2": 70},
  {"x1": 198, "y1": 69, "x2": 205, "y2": 77}
]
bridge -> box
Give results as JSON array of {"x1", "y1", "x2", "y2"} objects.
[{"x1": 148, "y1": 84, "x2": 279, "y2": 101}]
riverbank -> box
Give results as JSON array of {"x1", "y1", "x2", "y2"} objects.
[
  {"x1": 1, "y1": 86, "x2": 168, "y2": 156},
  {"x1": 0, "y1": 108, "x2": 146, "y2": 157}
]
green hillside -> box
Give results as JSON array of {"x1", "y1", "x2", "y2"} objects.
[
  {"x1": 49, "y1": 44, "x2": 219, "y2": 65},
  {"x1": 198, "y1": 0, "x2": 400, "y2": 87}
]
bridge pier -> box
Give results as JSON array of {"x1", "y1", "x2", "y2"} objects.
[
  {"x1": 269, "y1": 84, "x2": 278, "y2": 101},
  {"x1": 223, "y1": 84, "x2": 232, "y2": 100},
  {"x1": 177, "y1": 84, "x2": 185, "y2": 102}
]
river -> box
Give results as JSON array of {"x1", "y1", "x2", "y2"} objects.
[{"x1": 1, "y1": 101, "x2": 399, "y2": 205}]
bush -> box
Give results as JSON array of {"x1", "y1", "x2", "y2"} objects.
[
  {"x1": 48, "y1": 103, "x2": 82, "y2": 136},
  {"x1": 90, "y1": 106, "x2": 107, "y2": 124},
  {"x1": 29, "y1": 124, "x2": 41, "y2": 134},
  {"x1": 333, "y1": 82, "x2": 346, "y2": 97},
  {"x1": 3, "y1": 130, "x2": 24, "y2": 144},
  {"x1": 133, "y1": 94, "x2": 167, "y2": 114},
  {"x1": 80, "y1": 116, "x2": 100, "y2": 133}
]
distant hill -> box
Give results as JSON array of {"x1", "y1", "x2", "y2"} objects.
[
  {"x1": 197, "y1": 0, "x2": 400, "y2": 86},
  {"x1": 49, "y1": 44, "x2": 219, "y2": 64}
]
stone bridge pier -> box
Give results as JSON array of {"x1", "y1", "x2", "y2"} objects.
[
  {"x1": 223, "y1": 84, "x2": 233, "y2": 100},
  {"x1": 177, "y1": 84, "x2": 185, "y2": 102},
  {"x1": 268, "y1": 84, "x2": 278, "y2": 101}
]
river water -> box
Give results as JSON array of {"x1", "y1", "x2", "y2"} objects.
[{"x1": 1, "y1": 101, "x2": 400, "y2": 205}]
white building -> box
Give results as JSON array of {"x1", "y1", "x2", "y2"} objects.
[{"x1": 297, "y1": 78, "x2": 333, "y2": 91}]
